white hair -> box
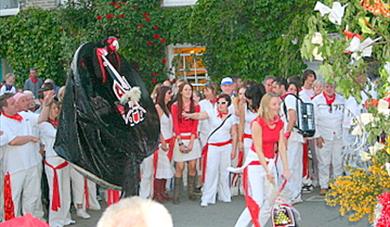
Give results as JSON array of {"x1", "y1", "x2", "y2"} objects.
[
  {"x1": 23, "y1": 90, "x2": 35, "y2": 99},
  {"x1": 97, "y1": 196, "x2": 173, "y2": 227}
]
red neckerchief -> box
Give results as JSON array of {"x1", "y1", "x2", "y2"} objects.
[
  {"x1": 280, "y1": 92, "x2": 292, "y2": 100},
  {"x1": 217, "y1": 111, "x2": 228, "y2": 119},
  {"x1": 210, "y1": 98, "x2": 217, "y2": 106},
  {"x1": 30, "y1": 76, "x2": 38, "y2": 84},
  {"x1": 2, "y1": 112, "x2": 23, "y2": 122},
  {"x1": 323, "y1": 91, "x2": 336, "y2": 105},
  {"x1": 49, "y1": 118, "x2": 59, "y2": 128}
]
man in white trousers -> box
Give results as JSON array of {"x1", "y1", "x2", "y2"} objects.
[
  {"x1": 274, "y1": 79, "x2": 304, "y2": 204},
  {"x1": 280, "y1": 95, "x2": 304, "y2": 204},
  {"x1": 0, "y1": 92, "x2": 51, "y2": 220},
  {"x1": 70, "y1": 167, "x2": 101, "y2": 219},
  {"x1": 312, "y1": 83, "x2": 345, "y2": 195}
]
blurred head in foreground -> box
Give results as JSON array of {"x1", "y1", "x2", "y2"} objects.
[{"x1": 97, "y1": 196, "x2": 173, "y2": 227}]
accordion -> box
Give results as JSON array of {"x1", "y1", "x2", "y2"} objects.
[{"x1": 282, "y1": 94, "x2": 316, "y2": 137}]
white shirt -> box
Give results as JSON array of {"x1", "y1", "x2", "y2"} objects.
[
  {"x1": 207, "y1": 111, "x2": 237, "y2": 144},
  {"x1": 280, "y1": 95, "x2": 304, "y2": 143},
  {"x1": 39, "y1": 122, "x2": 66, "y2": 166},
  {"x1": 199, "y1": 99, "x2": 215, "y2": 146},
  {"x1": 0, "y1": 112, "x2": 41, "y2": 174},
  {"x1": 312, "y1": 93, "x2": 345, "y2": 140},
  {"x1": 0, "y1": 85, "x2": 16, "y2": 96},
  {"x1": 244, "y1": 106, "x2": 257, "y2": 135},
  {"x1": 343, "y1": 96, "x2": 361, "y2": 130},
  {"x1": 299, "y1": 88, "x2": 315, "y2": 103}
]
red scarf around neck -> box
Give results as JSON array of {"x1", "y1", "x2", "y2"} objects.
[
  {"x1": 323, "y1": 91, "x2": 336, "y2": 105},
  {"x1": 217, "y1": 111, "x2": 228, "y2": 119},
  {"x1": 2, "y1": 112, "x2": 23, "y2": 122},
  {"x1": 49, "y1": 118, "x2": 59, "y2": 128},
  {"x1": 30, "y1": 76, "x2": 38, "y2": 84}
]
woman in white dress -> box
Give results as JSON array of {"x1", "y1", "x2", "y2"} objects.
[
  {"x1": 40, "y1": 98, "x2": 74, "y2": 227},
  {"x1": 152, "y1": 86, "x2": 175, "y2": 202}
]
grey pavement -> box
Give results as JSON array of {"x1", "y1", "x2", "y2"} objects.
[{"x1": 71, "y1": 189, "x2": 370, "y2": 227}]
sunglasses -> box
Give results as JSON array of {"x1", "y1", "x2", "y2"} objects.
[{"x1": 217, "y1": 101, "x2": 227, "y2": 105}]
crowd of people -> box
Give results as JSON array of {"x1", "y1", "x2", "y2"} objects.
[
  {"x1": 0, "y1": 69, "x2": 102, "y2": 227},
  {"x1": 0, "y1": 67, "x2": 379, "y2": 226}
]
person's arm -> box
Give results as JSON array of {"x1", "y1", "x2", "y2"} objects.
[
  {"x1": 230, "y1": 123, "x2": 238, "y2": 160},
  {"x1": 251, "y1": 121, "x2": 274, "y2": 183},
  {"x1": 187, "y1": 106, "x2": 200, "y2": 151},
  {"x1": 155, "y1": 105, "x2": 168, "y2": 150},
  {"x1": 170, "y1": 103, "x2": 180, "y2": 138},
  {"x1": 237, "y1": 104, "x2": 245, "y2": 151},
  {"x1": 23, "y1": 80, "x2": 29, "y2": 91},
  {"x1": 278, "y1": 129, "x2": 291, "y2": 179},
  {"x1": 182, "y1": 111, "x2": 208, "y2": 120},
  {"x1": 8, "y1": 136, "x2": 39, "y2": 146},
  {"x1": 38, "y1": 90, "x2": 55, "y2": 123}
]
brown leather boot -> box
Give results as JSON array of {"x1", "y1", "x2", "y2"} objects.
[
  {"x1": 188, "y1": 175, "x2": 200, "y2": 201},
  {"x1": 173, "y1": 177, "x2": 182, "y2": 204},
  {"x1": 160, "y1": 179, "x2": 172, "y2": 201},
  {"x1": 152, "y1": 179, "x2": 165, "y2": 203}
]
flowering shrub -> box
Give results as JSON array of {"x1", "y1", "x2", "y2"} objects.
[{"x1": 325, "y1": 136, "x2": 390, "y2": 223}]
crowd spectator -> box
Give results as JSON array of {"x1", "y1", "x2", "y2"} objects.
[{"x1": 24, "y1": 68, "x2": 43, "y2": 98}]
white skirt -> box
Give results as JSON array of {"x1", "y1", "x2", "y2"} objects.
[
  {"x1": 173, "y1": 134, "x2": 201, "y2": 162},
  {"x1": 155, "y1": 148, "x2": 174, "y2": 179}
]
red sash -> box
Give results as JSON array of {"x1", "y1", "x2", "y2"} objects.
[
  {"x1": 4, "y1": 172, "x2": 15, "y2": 221},
  {"x1": 165, "y1": 137, "x2": 175, "y2": 161},
  {"x1": 243, "y1": 161, "x2": 261, "y2": 227},
  {"x1": 106, "y1": 189, "x2": 120, "y2": 206},
  {"x1": 44, "y1": 160, "x2": 69, "y2": 211},
  {"x1": 201, "y1": 139, "x2": 232, "y2": 183},
  {"x1": 242, "y1": 133, "x2": 252, "y2": 141},
  {"x1": 152, "y1": 148, "x2": 159, "y2": 178},
  {"x1": 84, "y1": 177, "x2": 90, "y2": 209}
]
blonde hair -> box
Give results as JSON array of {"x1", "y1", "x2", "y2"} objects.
[
  {"x1": 97, "y1": 196, "x2": 173, "y2": 227},
  {"x1": 258, "y1": 93, "x2": 279, "y2": 123},
  {"x1": 5, "y1": 73, "x2": 15, "y2": 80}
]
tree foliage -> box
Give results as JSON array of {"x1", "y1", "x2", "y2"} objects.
[{"x1": 1, "y1": 0, "x2": 371, "y2": 87}]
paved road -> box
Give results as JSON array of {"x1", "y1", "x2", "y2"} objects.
[{"x1": 72, "y1": 189, "x2": 370, "y2": 227}]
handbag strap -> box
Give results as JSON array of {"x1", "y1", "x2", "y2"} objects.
[{"x1": 206, "y1": 114, "x2": 232, "y2": 142}]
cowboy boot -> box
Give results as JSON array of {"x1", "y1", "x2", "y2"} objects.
[
  {"x1": 173, "y1": 177, "x2": 182, "y2": 204},
  {"x1": 188, "y1": 175, "x2": 200, "y2": 201},
  {"x1": 160, "y1": 179, "x2": 172, "y2": 201},
  {"x1": 152, "y1": 179, "x2": 165, "y2": 203}
]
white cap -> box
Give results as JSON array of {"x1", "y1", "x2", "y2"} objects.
[{"x1": 220, "y1": 77, "x2": 233, "y2": 86}]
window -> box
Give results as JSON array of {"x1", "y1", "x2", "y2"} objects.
[
  {"x1": 0, "y1": 0, "x2": 20, "y2": 16},
  {"x1": 161, "y1": 0, "x2": 197, "y2": 7},
  {"x1": 168, "y1": 45, "x2": 208, "y2": 89}
]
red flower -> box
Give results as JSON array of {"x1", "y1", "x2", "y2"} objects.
[
  {"x1": 151, "y1": 78, "x2": 158, "y2": 84},
  {"x1": 146, "y1": 41, "x2": 153, "y2": 46},
  {"x1": 151, "y1": 72, "x2": 158, "y2": 77},
  {"x1": 162, "y1": 58, "x2": 167, "y2": 64},
  {"x1": 153, "y1": 34, "x2": 160, "y2": 39},
  {"x1": 106, "y1": 14, "x2": 114, "y2": 20},
  {"x1": 115, "y1": 5, "x2": 122, "y2": 9},
  {"x1": 117, "y1": 14, "x2": 125, "y2": 18},
  {"x1": 143, "y1": 12, "x2": 151, "y2": 22},
  {"x1": 160, "y1": 38, "x2": 166, "y2": 44},
  {"x1": 153, "y1": 25, "x2": 159, "y2": 30},
  {"x1": 109, "y1": 2, "x2": 116, "y2": 6},
  {"x1": 96, "y1": 15, "x2": 103, "y2": 20}
]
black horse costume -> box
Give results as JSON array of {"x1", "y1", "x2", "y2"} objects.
[{"x1": 54, "y1": 37, "x2": 160, "y2": 196}]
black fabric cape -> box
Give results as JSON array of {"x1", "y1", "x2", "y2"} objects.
[{"x1": 54, "y1": 42, "x2": 160, "y2": 196}]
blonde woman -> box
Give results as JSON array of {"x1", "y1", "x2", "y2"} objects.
[{"x1": 230, "y1": 93, "x2": 290, "y2": 227}]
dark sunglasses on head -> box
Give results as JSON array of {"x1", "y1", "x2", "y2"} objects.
[{"x1": 217, "y1": 101, "x2": 227, "y2": 105}]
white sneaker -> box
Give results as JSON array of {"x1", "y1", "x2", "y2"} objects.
[
  {"x1": 200, "y1": 201, "x2": 208, "y2": 207},
  {"x1": 290, "y1": 196, "x2": 303, "y2": 205},
  {"x1": 76, "y1": 209, "x2": 91, "y2": 219},
  {"x1": 64, "y1": 219, "x2": 76, "y2": 225}
]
